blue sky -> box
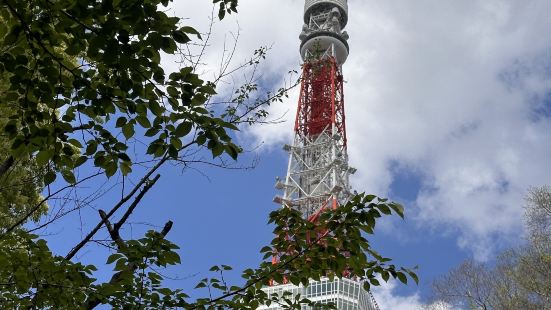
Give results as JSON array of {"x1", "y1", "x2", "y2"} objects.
[{"x1": 37, "y1": 1, "x2": 551, "y2": 309}]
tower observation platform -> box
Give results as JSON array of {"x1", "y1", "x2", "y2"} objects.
[{"x1": 261, "y1": 1, "x2": 380, "y2": 309}]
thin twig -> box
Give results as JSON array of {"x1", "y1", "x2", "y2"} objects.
[
  {"x1": 65, "y1": 169, "x2": 163, "y2": 260},
  {"x1": 2, "y1": 172, "x2": 103, "y2": 236}
]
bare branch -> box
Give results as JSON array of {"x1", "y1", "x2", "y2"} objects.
[
  {"x1": 2, "y1": 172, "x2": 103, "y2": 235},
  {"x1": 114, "y1": 174, "x2": 161, "y2": 232},
  {"x1": 65, "y1": 170, "x2": 163, "y2": 260}
]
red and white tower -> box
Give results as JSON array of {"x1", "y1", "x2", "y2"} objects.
[
  {"x1": 274, "y1": 0, "x2": 351, "y2": 219},
  {"x1": 266, "y1": 1, "x2": 380, "y2": 309}
]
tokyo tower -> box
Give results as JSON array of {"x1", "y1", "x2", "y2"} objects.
[{"x1": 262, "y1": 1, "x2": 380, "y2": 309}]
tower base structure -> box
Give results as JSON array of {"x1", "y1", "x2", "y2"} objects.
[{"x1": 260, "y1": 278, "x2": 379, "y2": 310}]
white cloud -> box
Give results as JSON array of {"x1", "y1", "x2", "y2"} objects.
[
  {"x1": 341, "y1": 0, "x2": 551, "y2": 259},
  {"x1": 169, "y1": 0, "x2": 551, "y2": 258},
  {"x1": 372, "y1": 280, "x2": 424, "y2": 310},
  {"x1": 373, "y1": 280, "x2": 459, "y2": 310}
]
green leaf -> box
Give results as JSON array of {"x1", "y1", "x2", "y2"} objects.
[
  {"x1": 377, "y1": 204, "x2": 392, "y2": 215},
  {"x1": 122, "y1": 123, "x2": 135, "y2": 139},
  {"x1": 149, "y1": 101, "x2": 164, "y2": 116},
  {"x1": 196, "y1": 134, "x2": 206, "y2": 145},
  {"x1": 4, "y1": 121, "x2": 17, "y2": 135},
  {"x1": 157, "y1": 288, "x2": 173, "y2": 296},
  {"x1": 105, "y1": 161, "x2": 118, "y2": 178},
  {"x1": 114, "y1": 258, "x2": 127, "y2": 271},
  {"x1": 396, "y1": 272, "x2": 408, "y2": 284},
  {"x1": 174, "y1": 121, "x2": 192, "y2": 137},
  {"x1": 225, "y1": 143, "x2": 240, "y2": 160},
  {"x1": 35, "y1": 150, "x2": 52, "y2": 166},
  {"x1": 218, "y1": 2, "x2": 225, "y2": 19},
  {"x1": 106, "y1": 253, "x2": 123, "y2": 264},
  {"x1": 172, "y1": 30, "x2": 190, "y2": 44},
  {"x1": 405, "y1": 269, "x2": 419, "y2": 285},
  {"x1": 389, "y1": 202, "x2": 405, "y2": 218},
  {"x1": 211, "y1": 142, "x2": 224, "y2": 158},
  {"x1": 170, "y1": 137, "x2": 182, "y2": 150},
  {"x1": 199, "y1": 84, "x2": 217, "y2": 95},
  {"x1": 364, "y1": 194, "x2": 376, "y2": 202},
  {"x1": 145, "y1": 127, "x2": 161, "y2": 137},
  {"x1": 167, "y1": 86, "x2": 179, "y2": 97},
  {"x1": 136, "y1": 116, "x2": 151, "y2": 128},
  {"x1": 75, "y1": 156, "x2": 88, "y2": 167},
  {"x1": 86, "y1": 140, "x2": 98, "y2": 155},
  {"x1": 165, "y1": 251, "x2": 181, "y2": 265},
  {"x1": 363, "y1": 281, "x2": 371, "y2": 291},
  {"x1": 116, "y1": 117, "x2": 127, "y2": 127},
  {"x1": 120, "y1": 161, "x2": 132, "y2": 176},
  {"x1": 180, "y1": 26, "x2": 201, "y2": 37},
  {"x1": 146, "y1": 142, "x2": 160, "y2": 155},
  {"x1": 68, "y1": 139, "x2": 83, "y2": 149},
  {"x1": 44, "y1": 171, "x2": 56, "y2": 185},
  {"x1": 195, "y1": 282, "x2": 206, "y2": 289},
  {"x1": 61, "y1": 170, "x2": 76, "y2": 184},
  {"x1": 381, "y1": 271, "x2": 390, "y2": 282},
  {"x1": 117, "y1": 152, "x2": 131, "y2": 162}
]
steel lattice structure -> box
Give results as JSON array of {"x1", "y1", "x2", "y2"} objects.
[{"x1": 264, "y1": 1, "x2": 380, "y2": 309}]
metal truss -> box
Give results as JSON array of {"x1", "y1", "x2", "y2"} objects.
[{"x1": 274, "y1": 126, "x2": 352, "y2": 218}]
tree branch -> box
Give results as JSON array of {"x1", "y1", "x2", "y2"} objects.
[
  {"x1": 98, "y1": 210, "x2": 124, "y2": 249},
  {"x1": 114, "y1": 174, "x2": 160, "y2": 232},
  {"x1": 65, "y1": 172, "x2": 162, "y2": 260},
  {"x1": 65, "y1": 139, "x2": 194, "y2": 259}
]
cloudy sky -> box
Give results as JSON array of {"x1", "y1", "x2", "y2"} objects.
[
  {"x1": 167, "y1": 0, "x2": 551, "y2": 307},
  {"x1": 42, "y1": 1, "x2": 551, "y2": 308},
  {"x1": 165, "y1": 0, "x2": 551, "y2": 307}
]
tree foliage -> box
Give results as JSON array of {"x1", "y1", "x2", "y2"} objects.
[
  {"x1": 526, "y1": 186, "x2": 551, "y2": 253},
  {"x1": 430, "y1": 186, "x2": 551, "y2": 309},
  {"x1": 0, "y1": 113, "x2": 48, "y2": 228},
  {"x1": 0, "y1": 23, "x2": 49, "y2": 228},
  {"x1": 0, "y1": 0, "x2": 415, "y2": 308}
]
